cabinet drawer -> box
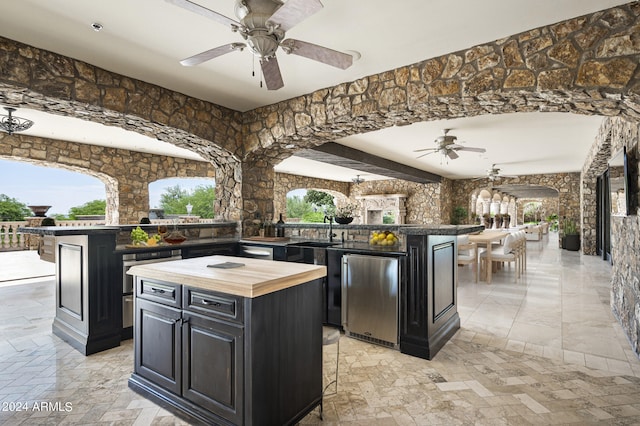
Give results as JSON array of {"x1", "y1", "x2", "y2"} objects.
[
  {"x1": 137, "y1": 278, "x2": 181, "y2": 308},
  {"x1": 184, "y1": 287, "x2": 243, "y2": 324}
]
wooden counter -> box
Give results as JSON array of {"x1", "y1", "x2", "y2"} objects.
[{"x1": 126, "y1": 255, "x2": 326, "y2": 298}]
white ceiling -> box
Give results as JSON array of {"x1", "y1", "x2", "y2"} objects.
[{"x1": 0, "y1": 0, "x2": 629, "y2": 183}]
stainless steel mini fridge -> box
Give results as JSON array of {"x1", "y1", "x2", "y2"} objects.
[{"x1": 341, "y1": 254, "x2": 400, "y2": 347}]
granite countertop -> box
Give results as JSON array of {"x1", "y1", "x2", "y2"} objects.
[
  {"x1": 115, "y1": 237, "x2": 239, "y2": 254},
  {"x1": 280, "y1": 223, "x2": 484, "y2": 235},
  {"x1": 127, "y1": 255, "x2": 326, "y2": 298}
]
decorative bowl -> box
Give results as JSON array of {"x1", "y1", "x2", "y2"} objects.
[{"x1": 334, "y1": 217, "x2": 353, "y2": 225}]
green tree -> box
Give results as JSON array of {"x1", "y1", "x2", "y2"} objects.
[
  {"x1": 159, "y1": 184, "x2": 215, "y2": 218},
  {"x1": 286, "y1": 195, "x2": 314, "y2": 219},
  {"x1": 188, "y1": 185, "x2": 215, "y2": 218},
  {"x1": 0, "y1": 194, "x2": 31, "y2": 221},
  {"x1": 68, "y1": 199, "x2": 106, "y2": 219},
  {"x1": 303, "y1": 190, "x2": 334, "y2": 212}
]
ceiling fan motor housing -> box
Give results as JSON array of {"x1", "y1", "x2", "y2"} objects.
[{"x1": 235, "y1": 0, "x2": 285, "y2": 59}]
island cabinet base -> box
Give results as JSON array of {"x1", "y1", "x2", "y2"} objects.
[
  {"x1": 129, "y1": 276, "x2": 323, "y2": 426},
  {"x1": 400, "y1": 234, "x2": 460, "y2": 360}
]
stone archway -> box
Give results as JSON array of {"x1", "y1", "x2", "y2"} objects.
[
  {"x1": 0, "y1": 35, "x2": 243, "y2": 223},
  {"x1": 2, "y1": 2, "x2": 640, "y2": 232},
  {"x1": 0, "y1": 133, "x2": 217, "y2": 224}
]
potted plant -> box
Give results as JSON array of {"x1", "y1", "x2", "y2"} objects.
[
  {"x1": 562, "y1": 217, "x2": 580, "y2": 251},
  {"x1": 494, "y1": 213, "x2": 503, "y2": 229},
  {"x1": 451, "y1": 206, "x2": 468, "y2": 225},
  {"x1": 482, "y1": 213, "x2": 491, "y2": 229},
  {"x1": 334, "y1": 203, "x2": 358, "y2": 224}
]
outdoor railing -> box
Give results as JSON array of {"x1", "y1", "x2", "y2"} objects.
[{"x1": 0, "y1": 217, "x2": 216, "y2": 251}]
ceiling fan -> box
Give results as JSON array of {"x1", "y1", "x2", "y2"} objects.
[
  {"x1": 414, "y1": 129, "x2": 486, "y2": 160},
  {"x1": 475, "y1": 164, "x2": 518, "y2": 181},
  {"x1": 166, "y1": 0, "x2": 355, "y2": 90}
]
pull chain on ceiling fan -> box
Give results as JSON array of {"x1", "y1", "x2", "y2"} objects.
[{"x1": 166, "y1": 0, "x2": 356, "y2": 90}]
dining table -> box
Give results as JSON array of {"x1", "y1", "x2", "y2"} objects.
[{"x1": 468, "y1": 231, "x2": 509, "y2": 283}]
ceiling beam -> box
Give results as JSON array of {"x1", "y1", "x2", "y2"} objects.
[{"x1": 295, "y1": 142, "x2": 441, "y2": 184}]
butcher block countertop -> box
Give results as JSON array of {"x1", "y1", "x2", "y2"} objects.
[{"x1": 126, "y1": 255, "x2": 327, "y2": 298}]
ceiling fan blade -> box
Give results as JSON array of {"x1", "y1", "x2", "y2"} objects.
[
  {"x1": 281, "y1": 39, "x2": 353, "y2": 69},
  {"x1": 165, "y1": 0, "x2": 239, "y2": 28},
  {"x1": 261, "y1": 57, "x2": 284, "y2": 90},
  {"x1": 180, "y1": 43, "x2": 246, "y2": 66},
  {"x1": 456, "y1": 146, "x2": 486, "y2": 153},
  {"x1": 268, "y1": 0, "x2": 323, "y2": 32},
  {"x1": 416, "y1": 151, "x2": 437, "y2": 159},
  {"x1": 447, "y1": 150, "x2": 459, "y2": 160},
  {"x1": 413, "y1": 148, "x2": 437, "y2": 153}
]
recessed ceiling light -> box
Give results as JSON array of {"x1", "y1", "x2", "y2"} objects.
[{"x1": 91, "y1": 22, "x2": 103, "y2": 32}]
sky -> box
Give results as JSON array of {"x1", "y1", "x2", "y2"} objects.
[{"x1": 0, "y1": 159, "x2": 214, "y2": 216}]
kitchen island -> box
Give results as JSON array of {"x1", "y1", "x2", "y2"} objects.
[{"x1": 127, "y1": 255, "x2": 326, "y2": 426}]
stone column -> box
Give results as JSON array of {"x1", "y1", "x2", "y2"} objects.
[{"x1": 242, "y1": 160, "x2": 275, "y2": 237}]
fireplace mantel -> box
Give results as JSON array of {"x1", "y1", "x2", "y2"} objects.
[{"x1": 356, "y1": 194, "x2": 407, "y2": 225}]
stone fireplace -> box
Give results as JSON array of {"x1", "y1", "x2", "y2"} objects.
[{"x1": 356, "y1": 194, "x2": 407, "y2": 225}]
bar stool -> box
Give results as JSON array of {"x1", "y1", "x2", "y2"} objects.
[{"x1": 320, "y1": 326, "x2": 340, "y2": 420}]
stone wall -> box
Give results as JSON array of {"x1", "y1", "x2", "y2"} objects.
[
  {"x1": 2, "y1": 3, "x2": 640, "y2": 232},
  {"x1": 592, "y1": 117, "x2": 640, "y2": 357},
  {"x1": 0, "y1": 133, "x2": 216, "y2": 224}
]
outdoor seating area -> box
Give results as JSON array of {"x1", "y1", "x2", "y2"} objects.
[{"x1": 459, "y1": 229, "x2": 532, "y2": 284}]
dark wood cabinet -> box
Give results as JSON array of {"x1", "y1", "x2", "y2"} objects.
[
  {"x1": 129, "y1": 275, "x2": 323, "y2": 425},
  {"x1": 401, "y1": 234, "x2": 459, "y2": 360},
  {"x1": 182, "y1": 311, "x2": 244, "y2": 424},
  {"x1": 53, "y1": 233, "x2": 121, "y2": 355},
  {"x1": 181, "y1": 242, "x2": 238, "y2": 259},
  {"x1": 135, "y1": 298, "x2": 182, "y2": 394}
]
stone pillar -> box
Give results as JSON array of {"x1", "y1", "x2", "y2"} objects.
[{"x1": 242, "y1": 160, "x2": 275, "y2": 237}]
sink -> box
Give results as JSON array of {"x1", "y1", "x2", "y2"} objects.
[{"x1": 289, "y1": 241, "x2": 339, "y2": 248}]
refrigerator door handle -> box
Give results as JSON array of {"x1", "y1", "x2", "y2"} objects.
[{"x1": 341, "y1": 256, "x2": 349, "y2": 329}]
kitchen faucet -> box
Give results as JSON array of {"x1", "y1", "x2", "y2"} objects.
[{"x1": 324, "y1": 215, "x2": 336, "y2": 242}]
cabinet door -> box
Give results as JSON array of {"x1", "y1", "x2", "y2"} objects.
[
  {"x1": 182, "y1": 312, "x2": 244, "y2": 425},
  {"x1": 135, "y1": 299, "x2": 182, "y2": 394}
]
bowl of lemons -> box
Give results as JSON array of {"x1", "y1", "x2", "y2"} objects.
[{"x1": 369, "y1": 230, "x2": 399, "y2": 247}]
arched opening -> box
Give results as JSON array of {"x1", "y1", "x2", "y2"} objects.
[
  {"x1": 0, "y1": 158, "x2": 110, "y2": 220},
  {"x1": 149, "y1": 177, "x2": 216, "y2": 220},
  {"x1": 284, "y1": 188, "x2": 350, "y2": 223}
]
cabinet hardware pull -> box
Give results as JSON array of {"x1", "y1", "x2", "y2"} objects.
[
  {"x1": 201, "y1": 299, "x2": 221, "y2": 307},
  {"x1": 151, "y1": 288, "x2": 165, "y2": 294}
]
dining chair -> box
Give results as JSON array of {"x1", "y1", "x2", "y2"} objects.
[
  {"x1": 457, "y1": 235, "x2": 478, "y2": 283},
  {"x1": 479, "y1": 233, "x2": 519, "y2": 283}
]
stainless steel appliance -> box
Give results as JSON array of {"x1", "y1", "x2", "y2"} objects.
[
  {"x1": 342, "y1": 254, "x2": 400, "y2": 348},
  {"x1": 122, "y1": 249, "x2": 181, "y2": 337}
]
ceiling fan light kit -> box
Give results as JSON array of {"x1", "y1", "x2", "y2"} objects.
[
  {"x1": 168, "y1": 0, "x2": 355, "y2": 89},
  {"x1": 0, "y1": 107, "x2": 34, "y2": 135}
]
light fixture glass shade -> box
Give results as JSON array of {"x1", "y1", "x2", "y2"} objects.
[{"x1": 0, "y1": 107, "x2": 34, "y2": 135}]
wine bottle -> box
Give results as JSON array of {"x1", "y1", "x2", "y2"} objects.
[{"x1": 276, "y1": 214, "x2": 285, "y2": 237}]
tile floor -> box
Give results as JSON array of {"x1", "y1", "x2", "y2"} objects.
[{"x1": 0, "y1": 234, "x2": 639, "y2": 425}]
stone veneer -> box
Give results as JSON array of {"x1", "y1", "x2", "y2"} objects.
[
  {"x1": 582, "y1": 117, "x2": 640, "y2": 357},
  {"x1": 2, "y1": 3, "x2": 640, "y2": 232},
  {"x1": 0, "y1": 133, "x2": 215, "y2": 224},
  {"x1": 1, "y1": 1, "x2": 640, "y2": 356}
]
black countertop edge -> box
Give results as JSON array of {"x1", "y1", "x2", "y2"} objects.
[
  {"x1": 280, "y1": 223, "x2": 484, "y2": 235},
  {"x1": 115, "y1": 238, "x2": 239, "y2": 254},
  {"x1": 327, "y1": 241, "x2": 406, "y2": 255},
  {"x1": 19, "y1": 222, "x2": 238, "y2": 236},
  {"x1": 18, "y1": 226, "x2": 121, "y2": 236}
]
